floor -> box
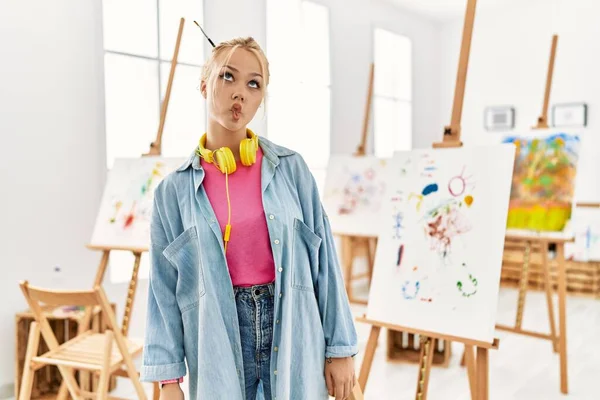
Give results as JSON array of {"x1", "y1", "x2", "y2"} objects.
[{"x1": 14, "y1": 286, "x2": 599, "y2": 399}]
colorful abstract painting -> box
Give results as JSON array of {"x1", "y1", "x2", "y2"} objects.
[
  {"x1": 322, "y1": 155, "x2": 388, "y2": 236},
  {"x1": 367, "y1": 145, "x2": 515, "y2": 343},
  {"x1": 565, "y1": 208, "x2": 600, "y2": 262},
  {"x1": 90, "y1": 157, "x2": 185, "y2": 249},
  {"x1": 502, "y1": 132, "x2": 581, "y2": 231}
]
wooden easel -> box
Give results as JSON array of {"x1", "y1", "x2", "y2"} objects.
[
  {"x1": 53, "y1": 17, "x2": 186, "y2": 400},
  {"x1": 493, "y1": 34, "x2": 571, "y2": 395},
  {"x1": 355, "y1": 1, "x2": 497, "y2": 399},
  {"x1": 339, "y1": 63, "x2": 378, "y2": 305}
]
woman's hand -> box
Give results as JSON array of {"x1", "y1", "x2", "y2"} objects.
[
  {"x1": 324, "y1": 356, "x2": 356, "y2": 400},
  {"x1": 159, "y1": 383, "x2": 184, "y2": 400}
]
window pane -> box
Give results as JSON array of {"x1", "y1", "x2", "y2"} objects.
[
  {"x1": 267, "y1": 0, "x2": 303, "y2": 88},
  {"x1": 374, "y1": 97, "x2": 412, "y2": 158},
  {"x1": 102, "y1": 0, "x2": 158, "y2": 58},
  {"x1": 268, "y1": 84, "x2": 330, "y2": 170},
  {"x1": 104, "y1": 54, "x2": 160, "y2": 168},
  {"x1": 374, "y1": 28, "x2": 412, "y2": 100},
  {"x1": 159, "y1": 62, "x2": 205, "y2": 157},
  {"x1": 158, "y1": 0, "x2": 204, "y2": 65},
  {"x1": 301, "y1": 1, "x2": 330, "y2": 86}
]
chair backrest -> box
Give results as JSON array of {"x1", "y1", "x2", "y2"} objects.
[
  {"x1": 23, "y1": 284, "x2": 100, "y2": 307},
  {"x1": 19, "y1": 281, "x2": 125, "y2": 354}
]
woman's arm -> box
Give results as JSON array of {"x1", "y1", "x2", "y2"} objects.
[{"x1": 140, "y1": 189, "x2": 187, "y2": 382}]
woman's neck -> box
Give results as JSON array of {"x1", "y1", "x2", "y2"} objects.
[{"x1": 205, "y1": 118, "x2": 248, "y2": 160}]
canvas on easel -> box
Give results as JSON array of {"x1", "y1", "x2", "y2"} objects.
[
  {"x1": 323, "y1": 155, "x2": 388, "y2": 237},
  {"x1": 565, "y1": 207, "x2": 600, "y2": 261},
  {"x1": 367, "y1": 145, "x2": 515, "y2": 343},
  {"x1": 501, "y1": 131, "x2": 581, "y2": 232},
  {"x1": 90, "y1": 157, "x2": 185, "y2": 250}
]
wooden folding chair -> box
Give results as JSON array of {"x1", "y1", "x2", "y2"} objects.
[{"x1": 18, "y1": 281, "x2": 147, "y2": 400}]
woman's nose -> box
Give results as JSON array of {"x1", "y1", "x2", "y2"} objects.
[{"x1": 232, "y1": 93, "x2": 245, "y2": 102}]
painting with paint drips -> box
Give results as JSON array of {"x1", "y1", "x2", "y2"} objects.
[
  {"x1": 323, "y1": 155, "x2": 388, "y2": 236},
  {"x1": 90, "y1": 157, "x2": 185, "y2": 249},
  {"x1": 502, "y1": 132, "x2": 580, "y2": 231},
  {"x1": 367, "y1": 145, "x2": 515, "y2": 343}
]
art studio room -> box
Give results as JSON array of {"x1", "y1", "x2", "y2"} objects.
[{"x1": 2, "y1": 0, "x2": 599, "y2": 399}]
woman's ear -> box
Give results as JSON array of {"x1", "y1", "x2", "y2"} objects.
[{"x1": 200, "y1": 80, "x2": 208, "y2": 99}]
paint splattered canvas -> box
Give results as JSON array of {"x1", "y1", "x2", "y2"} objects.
[
  {"x1": 502, "y1": 132, "x2": 580, "y2": 231},
  {"x1": 322, "y1": 155, "x2": 388, "y2": 236},
  {"x1": 90, "y1": 157, "x2": 185, "y2": 249},
  {"x1": 565, "y1": 208, "x2": 600, "y2": 262},
  {"x1": 367, "y1": 145, "x2": 515, "y2": 343}
]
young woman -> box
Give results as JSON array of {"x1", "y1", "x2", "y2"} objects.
[{"x1": 141, "y1": 37, "x2": 358, "y2": 400}]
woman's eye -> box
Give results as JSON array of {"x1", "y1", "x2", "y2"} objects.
[
  {"x1": 221, "y1": 71, "x2": 233, "y2": 81},
  {"x1": 249, "y1": 80, "x2": 260, "y2": 89}
]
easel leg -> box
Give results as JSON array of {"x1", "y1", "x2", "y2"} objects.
[
  {"x1": 121, "y1": 252, "x2": 142, "y2": 336},
  {"x1": 464, "y1": 345, "x2": 477, "y2": 400},
  {"x1": 556, "y1": 244, "x2": 568, "y2": 394},
  {"x1": 342, "y1": 236, "x2": 354, "y2": 301},
  {"x1": 540, "y1": 240, "x2": 558, "y2": 353},
  {"x1": 476, "y1": 347, "x2": 489, "y2": 400},
  {"x1": 415, "y1": 336, "x2": 435, "y2": 400},
  {"x1": 358, "y1": 326, "x2": 381, "y2": 392},
  {"x1": 515, "y1": 241, "x2": 532, "y2": 329}
]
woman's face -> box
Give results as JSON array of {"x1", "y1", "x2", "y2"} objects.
[{"x1": 202, "y1": 48, "x2": 265, "y2": 131}]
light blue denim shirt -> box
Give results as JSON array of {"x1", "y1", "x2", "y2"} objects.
[{"x1": 140, "y1": 137, "x2": 358, "y2": 399}]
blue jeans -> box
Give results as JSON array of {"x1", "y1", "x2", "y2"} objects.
[{"x1": 234, "y1": 282, "x2": 274, "y2": 400}]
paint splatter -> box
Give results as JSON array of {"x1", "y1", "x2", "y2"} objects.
[
  {"x1": 409, "y1": 193, "x2": 424, "y2": 211},
  {"x1": 396, "y1": 245, "x2": 404, "y2": 267},
  {"x1": 423, "y1": 200, "x2": 472, "y2": 259},
  {"x1": 448, "y1": 166, "x2": 475, "y2": 197},
  {"x1": 464, "y1": 195, "x2": 474, "y2": 206},
  {"x1": 392, "y1": 212, "x2": 404, "y2": 239},
  {"x1": 422, "y1": 183, "x2": 439, "y2": 196}
]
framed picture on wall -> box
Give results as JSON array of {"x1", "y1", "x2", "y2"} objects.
[
  {"x1": 552, "y1": 103, "x2": 588, "y2": 127},
  {"x1": 484, "y1": 106, "x2": 515, "y2": 131}
]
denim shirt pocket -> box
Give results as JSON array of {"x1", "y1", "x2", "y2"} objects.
[
  {"x1": 163, "y1": 226, "x2": 206, "y2": 313},
  {"x1": 291, "y1": 218, "x2": 322, "y2": 292}
]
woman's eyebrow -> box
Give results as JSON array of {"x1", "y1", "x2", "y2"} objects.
[{"x1": 222, "y1": 64, "x2": 262, "y2": 78}]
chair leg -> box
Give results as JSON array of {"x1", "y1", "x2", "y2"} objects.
[
  {"x1": 19, "y1": 322, "x2": 41, "y2": 400},
  {"x1": 97, "y1": 330, "x2": 114, "y2": 400},
  {"x1": 57, "y1": 381, "x2": 69, "y2": 400}
]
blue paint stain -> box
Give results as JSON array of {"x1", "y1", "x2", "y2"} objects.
[{"x1": 422, "y1": 183, "x2": 439, "y2": 196}]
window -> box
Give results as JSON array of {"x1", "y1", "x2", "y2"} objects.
[
  {"x1": 266, "y1": 0, "x2": 331, "y2": 193},
  {"x1": 102, "y1": 0, "x2": 204, "y2": 283},
  {"x1": 373, "y1": 28, "x2": 412, "y2": 158},
  {"x1": 102, "y1": 0, "x2": 205, "y2": 168}
]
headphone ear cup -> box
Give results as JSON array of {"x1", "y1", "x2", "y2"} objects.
[
  {"x1": 214, "y1": 147, "x2": 236, "y2": 174},
  {"x1": 240, "y1": 138, "x2": 258, "y2": 166}
]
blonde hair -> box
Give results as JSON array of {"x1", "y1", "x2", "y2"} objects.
[{"x1": 201, "y1": 37, "x2": 270, "y2": 108}]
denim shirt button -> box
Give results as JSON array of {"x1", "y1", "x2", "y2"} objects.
[{"x1": 274, "y1": 239, "x2": 280, "y2": 245}]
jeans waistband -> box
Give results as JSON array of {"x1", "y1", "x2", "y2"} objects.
[{"x1": 233, "y1": 282, "x2": 275, "y2": 299}]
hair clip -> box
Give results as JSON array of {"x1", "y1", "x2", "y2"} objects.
[{"x1": 193, "y1": 21, "x2": 216, "y2": 48}]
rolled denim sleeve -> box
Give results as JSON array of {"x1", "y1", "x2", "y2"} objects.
[
  {"x1": 140, "y1": 194, "x2": 187, "y2": 382},
  {"x1": 315, "y1": 207, "x2": 359, "y2": 359}
]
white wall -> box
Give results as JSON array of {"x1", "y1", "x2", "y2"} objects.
[
  {"x1": 0, "y1": 0, "x2": 107, "y2": 392},
  {"x1": 324, "y1": 0, "x2": 441, "y2": 152},
  {"x1": 0, "y1": 0, "x2": 440, "y2": 393},
  {"x1": 439, "y1": 0, "x2": 600, "y2": 202}
]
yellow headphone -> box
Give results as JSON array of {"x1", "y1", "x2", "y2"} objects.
[
  {"x1": 196, "y1": 128, "x2": 259, "y2": 174},
  {"x1": 196, "y1": 128, "x2": 259, "y2": 253}
]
